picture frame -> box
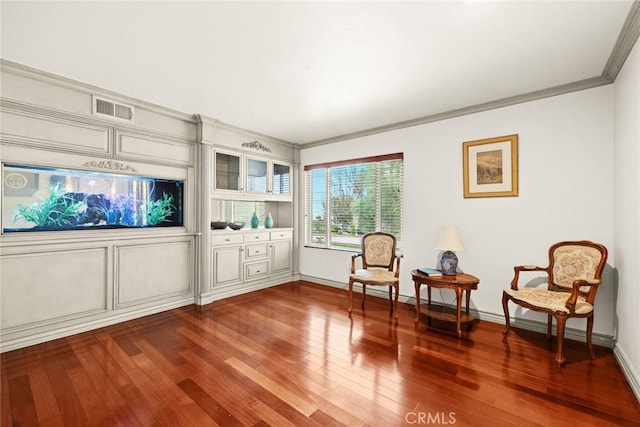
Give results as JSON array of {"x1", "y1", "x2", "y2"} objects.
[{"x1": 463, "y1": 134, "x2": 518, "y2": 198}]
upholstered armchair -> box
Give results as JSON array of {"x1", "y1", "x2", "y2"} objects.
[
  {"x1": 348, "y1": 232, "x2": 401, "y2": 318},
  {"x1": 502, "y1": 241, "x2": 608, "y2": 366}
]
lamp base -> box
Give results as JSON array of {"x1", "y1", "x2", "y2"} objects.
[{"x1": 440, "y1": 250, "x2": 458, "y2": 275}]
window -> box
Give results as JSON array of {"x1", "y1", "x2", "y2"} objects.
[{"x1": 304, "y1": 153, "x2": 403, "y2": 250}]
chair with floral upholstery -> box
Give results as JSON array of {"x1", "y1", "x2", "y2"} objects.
[
  {"x1": 348, "y1": 232, "x2": 401, "y2": 318},
  {"x1": 502, "y1": 240, "x2": 608, "y2": 366}
]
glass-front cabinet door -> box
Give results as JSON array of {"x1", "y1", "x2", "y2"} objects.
[
  {"x1": 271, "y1": 161, "x2": 291, "y2": 198},
  {"x1": 245, "y1": 157, "x2": 268, "y2": 195},
  {"x1": 214, "y1": 151, "x2": 242, "y2": 193}
]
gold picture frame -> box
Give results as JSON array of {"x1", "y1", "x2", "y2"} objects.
[{"x1": 463, "y1": 134, "x2": 518, "y2": 198}]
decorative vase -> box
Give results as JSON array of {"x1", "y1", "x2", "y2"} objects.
[
  {"x1": 440, "y1": 250, "x2": 458, "y2": 275},
  {"x1": 264, "y1": 212, "x2": 274, "y2": 229},
  {"x1": 250, "y1": 212, "x2": 259, "y2": 229}
]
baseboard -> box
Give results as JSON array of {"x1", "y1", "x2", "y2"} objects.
[
  {"x1": 197, "y1": 273, "x2": 302, "y2": 306},
  {"x1": 614, "y1": 344, "x2": 640, "y2": 403},
  {"x1": 0, "y1": 297, "x2": 195, "y2": 353},
  {"x1": 299, "y1": 274, "x2": 615, "y2": 348}
]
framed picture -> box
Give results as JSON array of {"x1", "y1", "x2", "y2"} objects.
[{"x1": 463, "y1": 134, "x2": 518, "y2": 198}]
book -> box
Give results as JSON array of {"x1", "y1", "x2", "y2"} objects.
[{"x1": 418, "y1": 268, "x2": 442, "y2": 276}]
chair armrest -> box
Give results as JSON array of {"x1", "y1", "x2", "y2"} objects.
[
  {"x1": 565, "y1": 279, "x2": 601, "y2": 311},
  {"x1": 510, "y1": 265, "x2": 548, "y2": 290},
  {"x1": 393, "y1": 255, "x2": 402, "y2": 278},
  {"x1": 351, "y1": 253, "x2": 362, "y2": 273},
  {"x1": 517, "y1": 265, "x2": 546, "y2": 271}
]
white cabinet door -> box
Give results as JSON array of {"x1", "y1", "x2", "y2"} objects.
[
  {"x1": 271, "y1": 161, "x2": 292, "y2": 199},
  {"x1": 213, "y1": 245, "x2": 243, "y2": 286},
  {"x1": 213, "y1": 150, "x2": 243, "y2": 193},
  {"x1": 271, "y1": 239, "x2": 292, "y2": 274},
  {"x1": 245, "y1": 156, "x2": 269, "y2": 196}
]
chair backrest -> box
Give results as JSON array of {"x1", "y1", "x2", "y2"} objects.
[
  {"x1": 548, "y1": 241, "x2": 608, "y2": 300},
  {"x1": 361, "y1": 232, "x2": 397, "y2": 270}
]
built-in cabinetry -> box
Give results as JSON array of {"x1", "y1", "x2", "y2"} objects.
[
  {"x1": 214, "y1": 149, "x2": 292, "y2": 200},
  {"x1": 210, "y1": 228, "x2": 293, "y2": 300},
  {"x1": 198, "y1": 116, "x2": 299, "y2": 305},
  {"x1": 0, "y1": 60, "x2": 197, "y2": 352},
  {"x1": 0, "y1": 60, "x2": 300, "y2": 352}
]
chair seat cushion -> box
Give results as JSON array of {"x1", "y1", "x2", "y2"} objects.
[
  {"x1": 505, "y1": 288, "x2": 593, "y2": 314},
  {"x1": 350, "y1": 268, "x2": 398, "y2": 285}
]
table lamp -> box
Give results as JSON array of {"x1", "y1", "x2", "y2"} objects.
[{"x1": 436, "y1": 227, "x2": 465, "y2": 275}]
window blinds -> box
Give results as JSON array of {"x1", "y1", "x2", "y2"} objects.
[{"x1": 304, "y1": 153, "x2": 403, "y2": 249}]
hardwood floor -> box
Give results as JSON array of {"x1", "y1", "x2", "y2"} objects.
[{"x1": 2, "y1": 281, "x2": 639, "y2": 426}]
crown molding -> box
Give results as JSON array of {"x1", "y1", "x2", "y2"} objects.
[
  {"x1": 303, "y1": 2, "x2": 640, "y2": 148},
  {"x1": 303, "y1": 76, "x2": 612, "y2": 148},
  {"x1": 0, "y1": 59, "x2": 197, "y2": 124},
  {"x1": 602, "y1": 0, "x2": 640, "y2": 80}
]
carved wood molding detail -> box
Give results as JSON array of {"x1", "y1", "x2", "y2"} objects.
[
  {"x1": 83, "y1": 160, "x2": 137, "y2": 172},
  {"x1": 241, "y1": 140, "x2": 272, "y2": 153}
]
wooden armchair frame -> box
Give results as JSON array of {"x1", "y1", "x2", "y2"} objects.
[
  {"x1": 348, "y1": 232, "x2": 402, "y2": 318},
  {"x1": 502, "y1": 240, "x2": 608, "y2": 366}
]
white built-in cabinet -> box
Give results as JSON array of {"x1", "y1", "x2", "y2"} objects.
[
  {"x1": 199, "y1": 117, "x2": 298, "y2": 305},
  {"x1": 270, "y1": 229, "x2": 293, "y2": 274},
  {"x1": 209, "y1": 228, "x2": 293, "y2": 300},
  {"x1": 0, "y1": 61, "x2": 298, "y2": 352},
  {"x1": 214, "y1": 149, "x2": 292, "y2": 200},
  {"x1": 0, "y1": 61, "x2": 197, "y2": 352}
]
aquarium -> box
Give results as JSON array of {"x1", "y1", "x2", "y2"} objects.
[{"x1": 2, "y1": 164, "x2": 184, "y2": 232}]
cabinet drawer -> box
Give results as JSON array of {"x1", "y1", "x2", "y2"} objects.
[
  {"x1": 245, "y1": 261, "x2": 270, "y2": 281},
  {"x1": 244, "y1": 231, "x2": 270, "y2": 242},
  {"x1": 245, "y1": 242, "x2": 269, "y2": 260},
  {"x1": 270, "y1": 230, "x2": 293, "y2": 240},
  {"x1": 211, "y1": 233, "x2": 243, "y2": 246}
]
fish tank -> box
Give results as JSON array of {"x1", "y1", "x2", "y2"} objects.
[{"x1": 2, "y1": 163, "x2": 184, "y2": 233}]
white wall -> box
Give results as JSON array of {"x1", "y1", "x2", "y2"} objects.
[
  {"x1": 613, "y1": 38, "x2": 640, "y2": 398},
  {"x1": 299, "y1": 85, "x2": 615, "y2": 337}
]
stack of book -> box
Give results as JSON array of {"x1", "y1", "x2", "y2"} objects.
[{"x1": 417, "y1": 267, "x2": 442, "y2": 276}]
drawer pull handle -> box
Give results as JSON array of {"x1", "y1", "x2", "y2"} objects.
[
  {"x1": 255, "y1": 236, "x2": 260, "y2": 239},
  {"x1": 224, "y1": 239, "x2": 230, "y2": 242}
]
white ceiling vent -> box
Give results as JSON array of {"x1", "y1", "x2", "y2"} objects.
[{"x1": 92, "y1": 95, "x2": 134, "y2": 122}]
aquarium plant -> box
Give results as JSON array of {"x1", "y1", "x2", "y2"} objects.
[
  {"x1": 12, "y1": 183, "x2": 85, "y2": 228},
  {"x1": 144, "y1": 192, "x2": 175, "y2": 226},
  {"x1": 103, "y1": 194, "x2": 139, "y2": 226}
]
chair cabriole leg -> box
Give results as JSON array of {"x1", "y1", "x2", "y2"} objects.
[
  {"x1": 393, "y1": 283, "x2": 399, "y2": 319},
  {"x1": 348, "y1": 278, "x2": 354, "y2": 314},
  {"x1": 501, "y1": 291, "x2": 511, "y2": 335},
  {"x1": 587, "y1": 315, "x2": 595, "y2": 359},
  {"x1": 555, "y1": 314, "x2": 567, "y2": 366}
]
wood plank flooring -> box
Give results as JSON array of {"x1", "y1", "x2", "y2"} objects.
[{"x1": 2, "y1": 281, "x2": 639, "y2": 426}]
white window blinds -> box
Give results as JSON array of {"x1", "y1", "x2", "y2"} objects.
[{"x1": 304, "y1": 153, "x2": 403, "y2": 250}]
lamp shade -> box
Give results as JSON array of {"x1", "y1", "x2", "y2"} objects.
[{"x1": 435, "y1": 227, "x2": 465, "y2": 251}]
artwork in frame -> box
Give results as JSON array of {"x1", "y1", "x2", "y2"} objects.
[{"x1": 463, "y1": 134, "x2": 518, "y2": 198}]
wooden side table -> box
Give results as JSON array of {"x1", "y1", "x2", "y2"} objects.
[{"x1": 412, "y1": 270, "x2": 479, "y2": 337}]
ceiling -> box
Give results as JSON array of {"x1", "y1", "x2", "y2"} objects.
[{"x1": 1, "y1": 1, "x2": 638, "y2": 145}]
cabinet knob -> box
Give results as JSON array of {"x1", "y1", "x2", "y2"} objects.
[{"x1": 255, "y1": 236, "x2": 260, "y2": 239}]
